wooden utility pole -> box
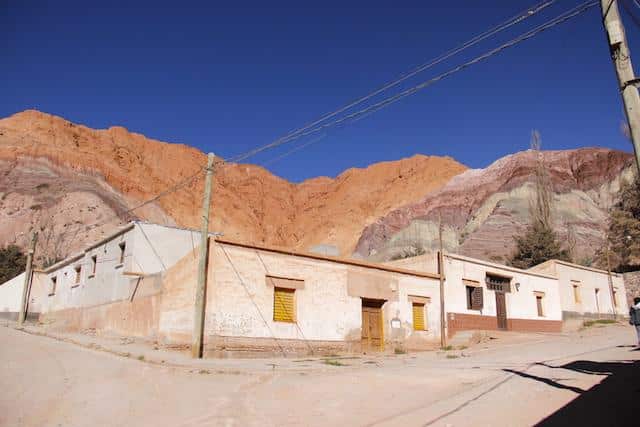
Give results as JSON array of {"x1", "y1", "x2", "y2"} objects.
[
  {"x1": 605, "y1": 240, "x2": 617, "y2": 319},
  {"x1": 192, "y1": 153, "x2": 215, "y2": 358},
  {"x1": 438, "y1": 218, "x2": 447, "y2": 348},
  {"x1": 18, "y1": 232, "x2": 38, "y2": 326},
  {"x1": 601, "y1": 0, "x2": 640, "y2": 172}
]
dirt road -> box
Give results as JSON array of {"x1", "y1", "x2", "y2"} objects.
[{"x1": 1, "y1": 324, "x2": 638, "y2": 426}]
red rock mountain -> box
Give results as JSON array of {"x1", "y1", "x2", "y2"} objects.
[
  {"x1": 0, "y1": 110, "x2": 467, "y2": 265},
  {"x1": 354, "y1": 148, "x2": 634, "y2": 264}
]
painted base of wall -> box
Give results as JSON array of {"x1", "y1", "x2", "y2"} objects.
[
  {"x1": 38, "y1": 295, "x2": 161, "y2": 339},
  {"x1": 203, "y1": 335, "x2": 361, "y2": 358},
  {"x1": 0, "y1": 311, "x2": 39, "y2": 321},
  {"x1": 447, "y1": 312, "x2": 562, "y2": 338},
  {"x1": 561, "y1": 310, "x2": 618, "y2": 332}
]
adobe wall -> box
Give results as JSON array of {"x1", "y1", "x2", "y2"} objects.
[
  {"x1": 156, "y1": 240, "x2": 442, "y2": 356},
  {"x1": 37, "y1": 273, "x2": 163, "y2": 338},
  {"x1": 554, "y1": 263, "x2": 628, "y2": 320}
]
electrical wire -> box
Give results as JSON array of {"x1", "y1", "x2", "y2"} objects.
[
  {"x1": 224, "y1": 0, "x2": 559, "y2": 164},
  {"x1": 247, "y1": 0, "x2": 599, "y2": 147}
]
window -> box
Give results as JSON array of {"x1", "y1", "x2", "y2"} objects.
[
  {"x1": 90, "y1": 255, "x2": 97, "y2": 276},
  {"x1": 572, "y1": 283, "x2": 581, "y2": 304},
  {"x1": 118, "y1": 242, "x2": 126, "y2": 265},
  {"x1": 412, "y1": 303, "x2": 426, "y2": 331},
  {"x1": 595, "y1": 288, "x2": 600, "y2": 312},
  {"x1": 74, "y1": 266, "x2": 81, "y2": 284},
  {"x1": 536, "y1": 295, "x2": 544, "y2": 317},
  {"x1": 486, "y1": 274, "x2": 511, "y2": 292},
  {"x1": 273, "y1": 287, "x2": 295, "y2": 322},
  {"x1": 49, "y1": 276, "x2": 57, "y2": 296},
  {"x1": 466, "y1": 286, "x2": 484, "y2": 310},
  {"x1": 613, "y1": 288, "x2": 618, "y2": 307}
]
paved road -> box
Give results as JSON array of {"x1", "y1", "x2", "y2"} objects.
[{"x1": 1, "y1": 324, "x2": 638, "y2": 426}]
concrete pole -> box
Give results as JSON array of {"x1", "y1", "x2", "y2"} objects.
[
  {"x1": 601, "y1": 0, "x2": 640, "y2": 172},
  {"x1": 438, "y1": 218, "x2": 447, "y2": 348},
  {"x1": 192, "y1": 153, "x2": 215, "y2": 358},
  {"x1": 18, "y1": 232, "x2": 38, "y2": 326}
]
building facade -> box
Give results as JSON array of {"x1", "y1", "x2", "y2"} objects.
[
  {"x1": 529, "y1": 259, "x2": 628, "y2": 329},
  {"x1": 390, "y1": 253, "x2": 563, "y2": 336},
  {"x1": 2, "y1": 222, "x2": 443, "y2": 356}
]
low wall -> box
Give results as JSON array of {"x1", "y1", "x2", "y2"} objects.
[
  {"x1": 39, "y1": 293, "x2": 162, "y2": 339},
  {"x1": 447, "y1": 312, "x2": 562, "y2": 338},
  {"x1": 203, "y1": 335, "x2": 362, "y2": 358}
]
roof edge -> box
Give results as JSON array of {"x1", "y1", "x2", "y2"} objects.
[{"x1": 214, "y1": 238, "x2": 441, "y2": 280}]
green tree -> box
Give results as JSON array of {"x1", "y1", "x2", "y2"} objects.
[
  {"x1": 510, "y1": 223, "x2": 569, "y2": 269},
  {"x1": 603, "y1": 173, "x2": 640, "y2": 270},
  {"x1": 510, "y1": 131, "x2": 569, "y2": 268},
  {"x1": 0, "y1": 245, "x2": 27, "y2": 284}
]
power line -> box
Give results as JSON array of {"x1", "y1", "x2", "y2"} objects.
[
  {"x1": 253, "y1": 0, "x2": 599, "y2": 146},
  {"x1": 620, "y1": 0, "x2": 640, "y2": 29},
  {"x1": 49, "y1": 164, "x2": 207, "y2": 241},
  {"x1": 225, "y1": 0, "x2": 558, "y2": 164}
]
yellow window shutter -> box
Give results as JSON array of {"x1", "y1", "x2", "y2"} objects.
[
  {"x1": 273, "y1": 287, "x2": 295, "y2": 322},
  {"x1": 412, "y1": 303, "x2": 425, "y2": 331}
]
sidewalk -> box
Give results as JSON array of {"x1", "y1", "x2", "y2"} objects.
[{"x1": 3, "y1": 319, "x2": 605, "y2": 374}]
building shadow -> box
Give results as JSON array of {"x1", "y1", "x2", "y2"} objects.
[{"x1": 531, "y1": 359, "x2": 640, "y2": 426}]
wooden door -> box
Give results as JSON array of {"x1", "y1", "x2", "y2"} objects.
[
  {"x1": 361, "y1": 299, "x2": 384, "y2": 352},
  {"x1": 495, "y1": 292, "x2": 508, "y2": 330}
]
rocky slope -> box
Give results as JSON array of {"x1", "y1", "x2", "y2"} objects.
[
  {"x1": 0, "y1": 110, "x2": 466, "y2": 265},
  {"x1": 354, "y1": 148, "x2": 635, "y2": 264}
]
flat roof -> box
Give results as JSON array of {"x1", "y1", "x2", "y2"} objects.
[
  {"x1": 445, "y1": 253, "x2": 557, "y2": 280},
  {"x1": 214, "y1": 238, "x2": 441, "y2": 280},
  {"x1": 533, "y1": 259, "x2": 621, "y2": 277}
]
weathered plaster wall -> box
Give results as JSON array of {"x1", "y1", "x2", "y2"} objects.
[
  {"x1": 0, "y1": 272, "x2": 25, "y2": 317},
  {"x1": 388, "y1": 252, "x2": 563, "y2": 336},
  {"x1": 552, "y1": 262, "x2": 628, "y2": 318},
  {"x1": 156, "y1": 240, "x2": 441, "y2": 355}
]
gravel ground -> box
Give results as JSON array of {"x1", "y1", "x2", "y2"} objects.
[{"x1": 1, "y1": 322, "x2": 638, "y2": 427}]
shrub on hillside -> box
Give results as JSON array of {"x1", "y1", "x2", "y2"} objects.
[{"x1": 0, "y1": 245, "x2": 26, "y2": 284}]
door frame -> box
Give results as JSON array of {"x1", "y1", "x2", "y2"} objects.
[
  {"x1": 495, "y1": 291, "x2": 508, "y2": 330},
  {"x1": 361, "y1": 298, "x2": 385, "y2": 352}
]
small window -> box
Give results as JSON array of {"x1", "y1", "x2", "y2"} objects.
[
  {"x1": 466, "y1": 286, "x2": 484, "y2": 310},
  {"x1": 412, "y1": 303, "x2": 426, "y2": 331},
  {"x1": 49, "y1": 276, "x2": 57, "y2": 296},
  {"x1": 486, "y1": 274, "x2": 511, "y2": 292},
  {"x1": 273, "y1": 287, "x2": 295, "y2": 323},
  {"x1": 572, "y1": 283, "x2": 581, "y2": 304},
  {"x1": 595, "y1": 289, "x2": 600, "y2": 312},
  {"x1": 536, "y1": 295, "x2": 544, "y2": 317},
  {"x1": 90, "y1": 255, "x2": 97, "y2": 276},
  {"x1": 613, "y1": 288, "x2": 618, "y2": 307},
  {"x1": 118, "y1": 242, "x2": 126, "y2": 264},
  {"x1": 74, "y1": 265, "x2": 81, "y2": 284}
]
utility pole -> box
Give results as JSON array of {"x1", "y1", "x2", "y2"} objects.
[
  {"x1": 18, "y1": 232, "x2": 38, "y2": 326},
  {"x1": 438, "y1": 217, "x2": 447, "y2": 348},
  {"x1": 601, "y1": 0, "x2": 640, "y2": 172},
  {"x1": 192, "y1": 153, "x2": 215, "y2": 358},
  {"x1": 605, "y1": 239, "x2": 617, "y2": 319}
]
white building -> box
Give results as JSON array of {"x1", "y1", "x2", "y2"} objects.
[
  {"x1": 389, "y1": 253, "x2": 563, "y2": 336},
  {"x1": 528, "y1": 259, "x2": 628, "y2": 328}
]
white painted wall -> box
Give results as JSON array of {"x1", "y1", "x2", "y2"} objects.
[
  {"x1": 195, "y1": 242, "x2": 441, "y2": 344},
  {"x1": 387, "y1": 253, "x2": 562, "y2": 321},
  {"x1": 553, "y1": 262, "x2": 628, "y2": 316},
  {"x1": 443, "y1": 255, "x2": 562, "y2": 321},
  {"x1": 0, "y1": 272, "x2": 25, "y2": 314},
  {"x1": 33, "y1": 222, "x2": 199, "y2": 313}
]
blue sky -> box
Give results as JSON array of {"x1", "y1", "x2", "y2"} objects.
[{"x1": 2, "y1": 0, "x2": 638, "y2": 182}]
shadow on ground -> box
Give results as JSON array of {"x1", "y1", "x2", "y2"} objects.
[{"x1": 506, "y1": 356, "x2": 640, "y2": 426}]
